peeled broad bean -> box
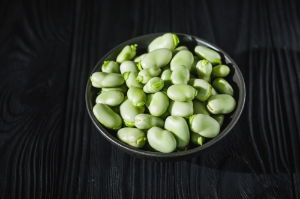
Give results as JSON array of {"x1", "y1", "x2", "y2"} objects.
[
  {"x1": 194, "y1": 45, "x2": 221, "y2": 64},
  {"x1": 96, "y1": 90, "x2": 124, "y2": 106},
  {"x1": 134, "y1": 114, "x2": 164, "y2": 129},
  {"x1": 193, "y1": 100, "x2": 210, "y2": 115},
  {"x1": 147, "y1": 127, "x2": 177, "y2": 153},
  {"x1": 146, "y1": 92, "x2": 169, "y2": 116},
  {"x1": 171, "y1": 65, "x2": 190, "y2": 84},
  {"x1": 117, "y1": 128, "x2": 146, "y2": 148},
  {"x1": 212, "y1": 78, "x2": 234, "y2": 96},
  {"x1": 190, "y1": 79, "x2": 212, "y2": 102},
  {"x1": 136, "y1": 68, "x2": 161, "y2": 84},
  {"x1": 212, "y1": 65, "x2": 230, "y2": 77},
  {"x1": 148, "y1": 33, "x2": 179, "y2": 52},
  {"x1": 167, "y1": 84, "x2": 197, "y2": 102},
  {"x1": 120, "y1": 61, "x2": 138, "y2": 74},
  {"x1": 116, "y1": 44, "x2": 137, "y2": 63},
  {"x1": 123, "y1": 72, "x2": 143, "y2": 88},
  {"x1": 206, "y1": 94, "x2": 236, "y2": 114},
  {"x1": 189, "y1": 114, "x2": 220, "y2": 138},
  {"x1": 134, "y1": 53, "x2": 147, "y2": 63},
  {"x1": 143, "y1": 77, "x2": 164, "y2": 93},
  {"x1": 101, "y1": 61, "x2": 120, "y2": 73},
  {"x1": 161, "y1": 69, "x2": 172, "y2": 81},
  {"x1": 165, "y1": 116, "x2": 190, "y2": 148},
  {"x1": 170, "y1": 50, "x2": 194, "y2": 70},
  {"x1": 141, "y1": 49, "x2": 172, "y2": 69},
  {"x1": 93, "y1": 104, "x2": 122, "y2": 130},
  {"x1": 127, "y1": 87, "x2": 147, "y2": 106},
  {"x1": 169, "y1": 101, "x2": 193, "y2": 117},
  {"x1": 90, "y1": 72, "x2": 124, "y2": 88},
  {"x1": 212, "y1": 115, "x2": 224, "y2": 126},
  {"x1": 195, "y1": 60, "x2": 212, "y2": 81},
  {"x1": 120, "y1": 99, "x2": 145, "y2": 126},
  {"x1": 191, "y1": 133, "x2": 205, "y2": 145}
]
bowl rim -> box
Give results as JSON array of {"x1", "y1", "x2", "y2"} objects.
[{"x1": 85, "y1": 32, "x2": 246, "y2": 159}]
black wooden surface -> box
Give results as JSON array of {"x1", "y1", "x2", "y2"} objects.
[{"x1": 1, "y1": 0, "x2": 300, "y2": 198}]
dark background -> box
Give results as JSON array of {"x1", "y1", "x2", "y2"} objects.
[{"x1": 1, "y1": 0, "x2": 300, "y2": 198}]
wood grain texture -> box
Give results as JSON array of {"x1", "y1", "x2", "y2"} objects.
[{"x1": 0, "y1": 0, "x2": 300, "y2": 198}]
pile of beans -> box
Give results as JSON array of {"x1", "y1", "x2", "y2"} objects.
[{"x1": 90, "y1": 33, "x2": 236, "y2": 153}]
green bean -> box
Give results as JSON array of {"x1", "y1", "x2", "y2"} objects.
[
  {"x1": 136, "y1": 68, "x2": 161, "y2": 84},
  {"x1": 212, "y1": 115, "x2": 224, "y2": 126},
  {"x1": 171, "y1": 65, "x2": 190, "y2": 84},
  {"x1": 123, "y1": 72, "x2": 143, "y2": 88},
  {"x1": 90, "y1": 72, "x2": 124, "y2": 88},
  {"x1": 194, "y1": 45, "x2": 221, "y2": 64},
  {"x1": 170, "y1": 50, "x2": 194, "y2": 70},
  {"x1": 135, "y1": 114, "x2": 164, "y2": 129},
  {"x1": 165, "y1": 116, "x2": 190, "y2": 148},
  {"x1": 101, "y1": 61, "x2": 120, "y2": 73},
  {"x1": 206, "y1": 94, "x2": 236, "y2": 114},
  {"x1": 148, "y1": 33, "x2": 179, "y2": 52},
  {"x1": 96, "y1": 90, "x2": 124, "y2": 106},
  {"x1": 167, "y1": 84, "x2": 197, "y2": 102},
  {"x1": 193, "y1": 100, "x2": 210, "y2": 115},
  {"x1": 127, "y1": 87, "x2": 147, "y2": 106},
  {"x1": 169, "y1": 101, "x2": 193, "y2": 117},
  {"x1": 143, "y1": 77, "x2": 164, "y2": 93},
  {"x1": 116, "y1": 44, "x2": 138, "y2": 63},
  {"x1": 195, "y1": 60, "x2": 212, "y2": 81},
  {"x1": 147, "y1": 127, "x2": 177, "y2": 153},
  {"x1": 212, "y1": 65, "x2": 230, "y2": 77},
  {"x1": 189, "y1": 114, "x2": 220, "y2": 138},
  {"x1": 146, "y1": 92, "x2": 169, "y2": 116},
  {"x1": 120, "y1": 99, "x2": 145, "y2": 126},
  {"x1": 212, "y1": 78, "x2": 234, "y2": 96},
  {"x1": 117, "y1": 128, "x2": 146, "y2": 148},
  {"x1": 191, "y1": 133, "x2": 205, "y2": 145},
  {"x1": 93, "y1": 103, "x2": 122, "y2": 130},
  {"x1": 190, "y1": 79, "x2": 212, "y2": 102},
  {"x1": 134, "y1": 53, "x2": 147, "y2": 63},
  {"x1": 141, "y1": 49, "x2": 172, "y2": 69},
  {"x1": 120, "y1": 61, "x2": 138, "y2": 74}
]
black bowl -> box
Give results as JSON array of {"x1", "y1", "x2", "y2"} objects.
[{"x1": 85, "y1": 33, "x2": 246, "y2": 160}]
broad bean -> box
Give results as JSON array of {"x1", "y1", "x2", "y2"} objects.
[
  {"x1": 189, "y1": 114, "x2": 220, "y2": 138},
  {"x1": 148, "y1": 33, "x2": 179, "y2": 52},
  {"x1": 117, "y1": 128, "x2": 146, "y2": 148},
  {"x1": 90, "y1": 72, "x2": 124, "y2": 88},
  {"x1": 120, "y1": 99, "x2": 145, "y2": 126},
  {"x1": 93, "y1": 104, "x2": 122, "y2": 130},
  {"x1": 167, "y1": 84, "x2": 197, "y2": 101},
  {"x1": 135, "y1": 114, "x2": 164, "y2": 129},
  {"x1": 147, "y1": 127, "x2": 177, "y2": 153},
  {"x1": 194, "y1": 45, "x2": 221, "y2": 64},
  {"x1": 206, "y1": 94, "x2": 236, "y2": 114},
  {"x1": 96, "y1": 90, "x2": 124, "y2": 106},
  {"x1": 169, "y1": 101, "x2": 193, "y2": 117},
  {"x1": 165, "y1": 116, "x2": 190, "y2": 148},
  {"x1": 116, "y1": 44, "x2": 138, "y2": 63}
]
